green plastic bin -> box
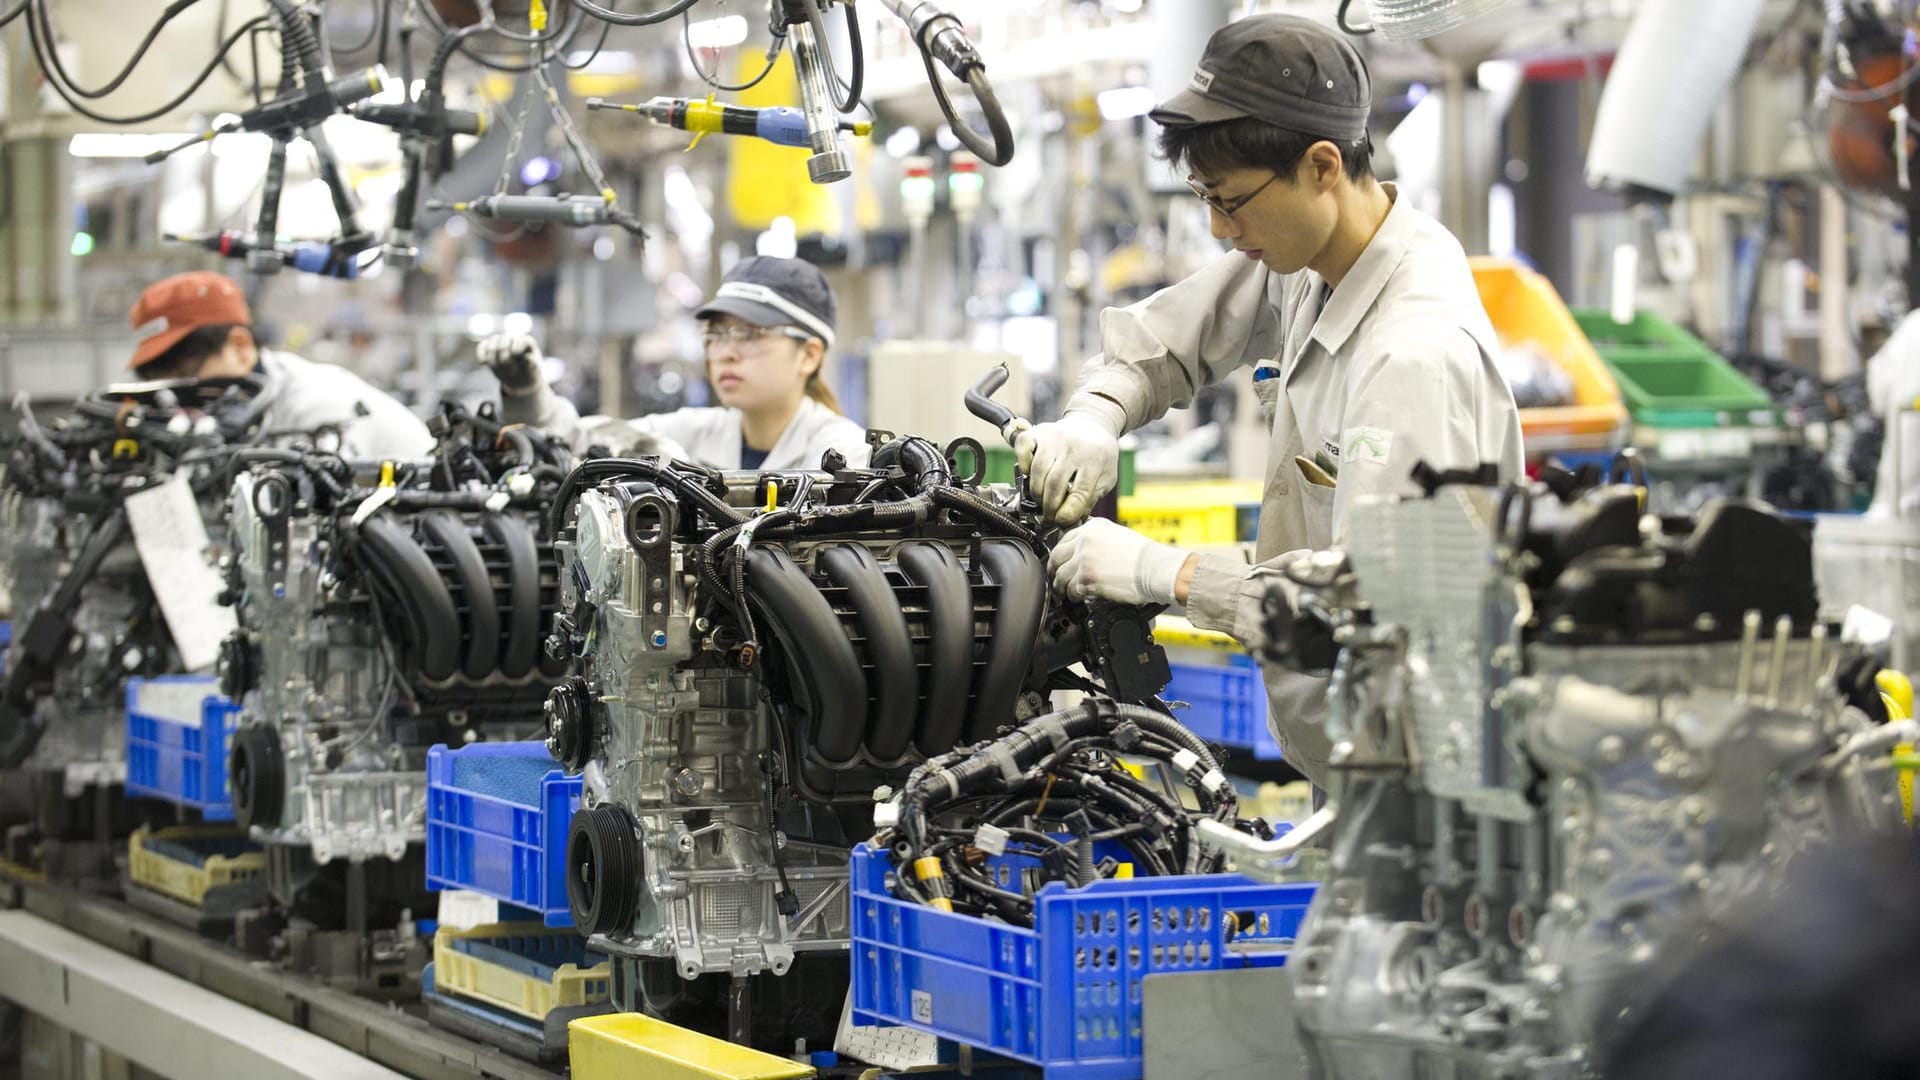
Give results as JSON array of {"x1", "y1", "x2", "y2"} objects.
[{"x1": 1571, "y1": 310, "x2": 1775, "y2": 428}]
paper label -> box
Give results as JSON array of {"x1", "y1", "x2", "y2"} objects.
[{"x1": 124, "y1": 474, "x2": 235, "y2": 672}]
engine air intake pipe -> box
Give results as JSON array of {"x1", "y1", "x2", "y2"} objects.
[{"x1": 818, "y1": 543, "x2": 919, "y2": 762}]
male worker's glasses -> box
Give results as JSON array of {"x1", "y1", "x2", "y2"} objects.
[
  {"x1": 702, "y1": 324, "x2": 814, "y2": 354},
  {"x1": 1186, "y1": 172, "x2": 1282, "y2": 218}
]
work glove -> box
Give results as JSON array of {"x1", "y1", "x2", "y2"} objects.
[
  {"x1": 477, "y1": 333, "x2": 544, "y2": 395},
  {"x1": 1049, "y1": 517, "x2": 1192, "y2": 607},
  {"x1": 1014, "y1": 395, "x2": 1126, "y2": 525}
]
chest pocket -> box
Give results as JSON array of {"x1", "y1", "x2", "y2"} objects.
[{"x1": 1299, "y1": 478, "x2": 1335, "y2": 549}]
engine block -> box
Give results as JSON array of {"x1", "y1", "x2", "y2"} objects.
[
  {"x1": 1245, "y1": 477, "x2": 1903, "y2": 1078},
  {"x1": 547, "y1": 442, "x2": 1076, "y2": 987},
  {"x1": 221, "y1": 406, "x2": 569, "y2": 865}
]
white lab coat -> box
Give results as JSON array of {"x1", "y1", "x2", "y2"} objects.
[
  {"x1": 1074, "y1": 185, "x2": 1524, "y2": 784},
  {"x1": 1867, "y1": 310, "x2": 1920, "y2": 520},
  {"x1": 251, "y1": 350, "x2": 435, "y2": 460},
  {"x1": 500, "y1": 381, "x2": 872, "y2": 470}
]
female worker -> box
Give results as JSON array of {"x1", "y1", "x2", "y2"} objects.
[{"x1": 478, "y1": 256, "x2": 870, "y2": 469}]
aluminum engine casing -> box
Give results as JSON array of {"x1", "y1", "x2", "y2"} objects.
[
  {"x1": 554, "y1": 465, "x2": 1053, "y2": 981},
  {"x1": 0, "y1": 491, "x2": 210, "y2": 786},
  {"x1": 225, "y1": 465, "x2": 562, "y2": 865},
  {"x1": 227, "y1": 471, "x2": 421, "y2": 863},
  {"x1": 1278, "y1": 484, "x2": 1901, "y2": 1079}
]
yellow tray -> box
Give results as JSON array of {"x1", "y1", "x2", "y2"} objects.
[
  {"x1": 433, "y1": 921, "x2": 610, "y2": 1021},
  {"x1": 1119, "y1": 480, "x2": 1265, "y2": 546},
  {"x1": 569, "y1": 1013, "x2": 815, "y2": 1080},
  {"x1": 1151, "y1": 613, "x2": 1242, "y2": 653},
  {"x1": 127, "y1": 826, "x2": 264, "y2": 907}
]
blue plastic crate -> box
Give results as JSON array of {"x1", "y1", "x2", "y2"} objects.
[
  {"x1": 124, "y1": 675, "x2": 238, "y2": 820},
  {"x1": 1165, "y1": 655, "x2": 1282, "y2": 761},
  {"x1": 850, "y1": 844, "x2": 1315, "y2": 1080},
  {"x1": 425, "y1": 742, "x2": 581, "y2": 927}
]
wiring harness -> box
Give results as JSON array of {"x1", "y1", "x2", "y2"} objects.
[{"x1": 875, "y1": 700, "x2": 1256, "y2": 927}]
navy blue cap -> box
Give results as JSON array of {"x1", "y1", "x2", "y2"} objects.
[{"x1": 696, "y1": 256, "x2": 838, "y2": 348}]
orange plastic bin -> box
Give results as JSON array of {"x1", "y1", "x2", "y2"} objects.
[{"x1": 1471, "y1": 257, "x2": 1630, "y2": 456}]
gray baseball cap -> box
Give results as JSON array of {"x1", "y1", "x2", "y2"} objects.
[{"x1": 1151, "y1": 14, "x2": 1371, "y2": 142}]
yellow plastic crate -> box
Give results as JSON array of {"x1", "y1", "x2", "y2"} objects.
[
  {"x1": 127, "y1": 825, "x2": 264, "y2": 906},
  {"x1": 1118, "y1": 480, "x2": 1266, "y2": 546},
  {"x1": 432, "y1": 921, "x2": 610, "y2": 1021},
  {"x1": 569, "y1": 1013, "x2": 815, "y2": 1080}
]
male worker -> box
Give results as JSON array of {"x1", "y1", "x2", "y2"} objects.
[
  {"x1": 126, "y1": 270, "x2": 433, "y2": 460},
  {"x1": 1033, "y1": 14, "x2": 1524, "y2": 786}
]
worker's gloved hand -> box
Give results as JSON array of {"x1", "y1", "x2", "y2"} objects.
[
  {"x1": 1014, "y1": 395, "x2": 1126, "y2": 525},
  {"x1": 477, "y1": 333, "x2": 544, "y2": 396},
  {"x1": 1049, "y1": 517, "x2": 1191, "y2": 607}
]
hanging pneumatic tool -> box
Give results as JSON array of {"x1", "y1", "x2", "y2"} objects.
[
  {"x1": 143, "y1": 0, "x2": 384, "y2": 276},
  {"x1": 585, "y1": 95, "x2": 872, "y2": 153},
  {"x1": 779, "y1": 0, "x2": 859, "y2": 183},
  {"x1": 349, "y1": 1, "x2": 491, "y2": 270},
  {"x1": 427, "y1": 61, "x2": 645, "y2": 239}
]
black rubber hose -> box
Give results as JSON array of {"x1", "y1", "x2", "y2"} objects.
[
  {"x1": 967, "y1": 540, "x2": 1046, "y2": 742},
  {"x1": 356, "y1": 514, "x2": 461, "y2": 681},
  {"x1": 932, "y1": 487, "x2": 1033, "y2": 541},
  {"x1": 417, "y1": 512, "x2": 500, "y2": 680},
  {"x1": 485, "y1": 513, "x2": 542, "y2": 679},
  {"x1": 496, "y1": 426, "x2": 537, "y2": 472},
  {"x1": 896, "y1": 541, "x2": 973, "y2": 756},
  {"x1": 818, "y1": 544, "x2": 918, "y2": 761},
  {"x1": 745, "y1": 547, "x2": 866, "y2": 766},
  {"x1": 964, "y1": 365, "x2": 1017, "y2": 437},
  {"x1": 0, "y1": 508, "x2": 131, "y2": 768},
  {"x1": 550, "y1": 458, "x2": 745, "y2": 538}
]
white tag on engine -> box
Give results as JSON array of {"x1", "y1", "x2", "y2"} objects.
[{"x1": 124, "y1": 473, "x2": 236, "y2": 672}]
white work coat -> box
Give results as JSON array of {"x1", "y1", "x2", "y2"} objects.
[
  {"x1": 1868, "y1": 310, "x2": 1920, "y2": 520},
  {"x1": 501, "y1": 382, "x2": 872, "y2": 470},
  {"x1": 1074, "y1": 186, "x2": 1524, "y2": 784},
  {"x1": 252, "y1": 350, "x2": 435, "y2": 460}
]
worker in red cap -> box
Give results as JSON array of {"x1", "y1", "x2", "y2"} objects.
[{"x1": 127, "y1": 271, "x2": 432, "y2": 459}]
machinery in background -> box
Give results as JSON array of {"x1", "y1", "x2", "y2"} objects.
[
  {"x1": 218, "y1": 402, "x2": 571, "y2": 989},
  {"x1": 865, "y1": 342, "x2": 1032, "y2": 453},
  {"x1": 1207, "y1": 464, "x2": 1905, "y2": 1077},
  {"x1": 0, "y1": 377, "x2": 270, "y2": 874},
  {"x1": 544, "y1": 370, "x2": 1171, "y2": 1051}
]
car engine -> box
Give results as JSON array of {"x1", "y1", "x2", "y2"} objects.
[
  {"x1": 220, "y1": 403, "x2": 571, "y2": 869},
  {"x1": 544, "y1": 415, "x2": 1173, "y2": 1043},
  {"x1": 0, "y1": 378, "x2": 269, "y2": 841},
  {"x1": 1210, "y1": 467, "x2": 1906, "y2": 1078}
]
